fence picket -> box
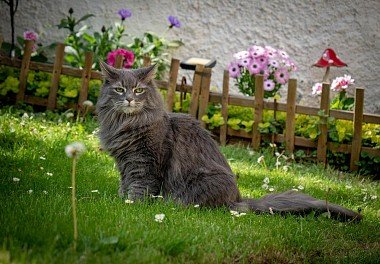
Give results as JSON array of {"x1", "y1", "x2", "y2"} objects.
[
  {"x1": 114, "y1": 54, "x2": 123, "y2": 69},
  {"x1": 16, "y1": 40, "x2": 34, "y2": 102},
  {"x1": 198, "y1": 68, "x2": 212, "y2": 127},
  {"x1": 252, "y1": 75, "x2": 264, "y2": 150},
  {"x1": 166, "y1": 59, "x2": 180, "y2": 111},
  {"x1": 220, "y1": 70, "x2": 230, "y2": 146},
  {"x1": 188, "y1": 64, "x2": 204, "y2": 118},
  {"x1": 47, "y1": 43, "x2": 65, "y2": 110},
  {"x1": 317, "y1": 83, "x2": 330, "y2": 164},
  {"x1": 350, "y1": 88, "x2": 364, "y2": 170},
  {"x1": 285, "y1": 79, "x2": 297, "y2": 153},
  {"x1": 78, "y1": 51, "x2": 93, "y2": 108}
]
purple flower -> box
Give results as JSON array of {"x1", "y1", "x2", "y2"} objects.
[
  {"x1": 227, "y1": 62, "x2": 241, "y2": 78},
  {"x1": 264, "y1": 79, "x2": 275, "y2": 91},
  {"x1": 168, "y1": 15, "x2": 181, "y2": 28},
  {"x1": 274, "y1": 67, "x2": 289, "y2": 85},
  {"x1": 118, "y1": 9, "x2": 132, "y2": 20},
  {"x1": 247, "y1": 59, "x2": 263, "y2": 75},
  {"x1": 238, "y1": 57, "x2": 251, "y2": 67},
  {"x1": 23, "y1": 30, "x2": 38, "y2": 41}
]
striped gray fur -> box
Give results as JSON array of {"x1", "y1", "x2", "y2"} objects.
[{"x1": 96, "y1": 62, "x2": 362, "y2": 222}]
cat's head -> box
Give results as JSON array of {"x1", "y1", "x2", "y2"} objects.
[{"x1": 97, "y1": 61, "x2": 164, "y2": 117}]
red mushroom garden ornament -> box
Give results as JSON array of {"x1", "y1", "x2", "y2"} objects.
[{"x1": 313, "y1": 48, "x2": 347, "y2": 82}]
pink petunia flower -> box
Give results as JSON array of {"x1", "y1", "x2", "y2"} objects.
[
  {"x1": 312, "y1": 83, "x2": 322, "y2": 95},
  {"x1": 23, "y1": 30, "x2": 38, "y2": 41},
  {"x1": 331, "y1": 74, "x2": 354, "y2": 92},
  {"x1": 106, "y1": 49, "x2": 135, "y2": 69},
  {"x1": 264, "y1": 79, "x2": 275, "y2": 91},
  {"x1": 274, "y1": 67, "x2": 289, "y2": 84},
  {"x1": 227, "y1": 62, "x2": 241, "y2": 78}
]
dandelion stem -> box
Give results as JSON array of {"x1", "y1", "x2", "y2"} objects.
[{"x1": 71, "y1": 156, "x2": 78, "y2": 251}]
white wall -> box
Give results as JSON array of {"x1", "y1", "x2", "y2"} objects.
[{"x1": 1, "y1": 0, "x2": 379, "y2": 113}]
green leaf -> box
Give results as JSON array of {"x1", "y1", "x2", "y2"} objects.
[
  {"x1": 167, "y1": 40, "x2": 185, "y2": 48},
  {"x1": 76, "y1": 14, "x2": 95, "y2": 25}
]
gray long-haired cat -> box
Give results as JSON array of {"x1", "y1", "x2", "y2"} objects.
[{"x1": 96, "y1": 62, "x2": 362, "y2": 222}]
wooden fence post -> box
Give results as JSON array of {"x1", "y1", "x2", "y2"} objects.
[
  {"x1": 143, "y1": 55, "x2": 151, "y2": 66},
  {"x1": 252, "y1": 75, "x2": 264, "y2": 150},
  {"x1": 78, "y1": 51, "x2": 93, "y2": 107},
  {"x1": 198, "y1": 67, "x2": 212, "y2": 127},
  {"x1": 166, "y1": 58, "x2": 180, "y2": 112},
  {"x1": 220, "y1": 70, "x2": 229, "y2": 146},
  {"x1": 0, "y1": 35, "x2": 3, "y2": 49},
  {"x1": 47, "y1": 43, "x2": 65, "y2": 110},
  {"x1": 16, "y1": 40, "x2": 34, "y2": 102},
  {"x1": 285, "y1": 79, "x2": 297, "y2": 153},
  {"x1": 350, "y1": 88, "x2": 364, "y2": 170},
  {"x1": 317, "y1": 83, "x2": 330, "y2": 164},
  {"x1": 114, "y1": 54, "x2": 124, "y2": 68},
  {"x1": 188, "y1": 64, "x2": 204, "y2": 118}
]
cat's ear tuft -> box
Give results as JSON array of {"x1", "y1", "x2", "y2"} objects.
[
  {"x1": 134, "y1": 64, "x2": 157, "y2": 84},
  {"x1": 99, "y1": 61, "x2": 118, "y2": 81}
]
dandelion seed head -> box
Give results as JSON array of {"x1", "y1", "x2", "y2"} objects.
[
  {"x1": 82, "y1": 100, "x2": 94, "y2": 107},
  {"x1": 65, "y1": 142, "x2": 86, "y2": 158}
]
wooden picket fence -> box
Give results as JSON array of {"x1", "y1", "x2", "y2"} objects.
[{"x1": 1, "y1": 39, "x2": 380, "y2": 172}]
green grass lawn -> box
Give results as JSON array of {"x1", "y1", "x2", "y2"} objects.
[{"x1": 0, "y1": 108, "x2": 379, "y2": 263}]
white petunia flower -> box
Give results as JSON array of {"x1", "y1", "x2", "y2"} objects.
[{"x1": 154, "y1": 213, "x2": 165, "y2": 223}]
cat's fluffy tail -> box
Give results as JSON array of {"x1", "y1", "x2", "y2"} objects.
[{"x1": 231, "y1": 190, "x2": 362, "y2": 222}]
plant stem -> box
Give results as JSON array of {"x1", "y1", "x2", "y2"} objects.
[{"x1": 71, "y1": 156, "x2": 78, "y2": 251}]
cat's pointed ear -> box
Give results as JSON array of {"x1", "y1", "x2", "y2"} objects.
[
  {"x1": 134, "y1": 64, "x2": 157, "y2": 84},
  {"x1": 99, "y1": 61, "x2": 118, "y2": 81}
]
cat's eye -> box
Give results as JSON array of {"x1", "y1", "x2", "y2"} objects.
[
  {"x1": 114, "y1": 87, "x2": 125, "y2": 93},
  {"x1": 134, "y1": 87, "x2": 145, "y2": 94}
]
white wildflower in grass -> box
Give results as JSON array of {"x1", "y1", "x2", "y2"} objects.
[
  {"x1": 370, "y1": 195, "x2": 377, "y2": 200},
  {"x1": 275, "y1": 161, "x2": 281, "y2": 167},
  {"x1": 82, "y1": 100, "x2": 94, "y2": 107},
  {"x1": 345, "y1": 185, "x2": 352, "y2": 189},
  {"x1": 39, "y1": 156, "x2": 46, "y2": 160},
  {"x1": 248, "y1": 150, "x2": 255, "y2": 156},
  {"x1": 269, "y1": 143, "x2": 276, "y2": 148},
  {"x1": 12, "y1": 177, "x2": 20, "y2": 182},
  {"x1": 46, "y1": 172, "x2": 53, "y2": 176},
  {"x1": 194, "y1": 204, "x2": 200, "y2": 208},
  {"x1": 269, "y1": 207, "x2": 274, "y2": 215},
  {"x1": 28, "y1": 189, "x2": 33, "y2": 194},
  {"x1": 269, "y1": 188, "x2": 275, "y2": 192},
  {"x1": 65, "y1": 142, "x2": 86, "y2": 251},
  {"x1": 275, "y1": 152, "x2": 281, "y2": 157},
  {"x1": 262, "y1": 183, "x2": 269, "y2": 190},
  {"x1": 40, "y1": 167, "x2": 44, "y2": 170},
  {"x1": 283, "y1": 165, "x2": 289, "y2": 172},
  {"x1": 257, "y1": 156, "x2": 265, "y2": 164},
  {"x1": 154, "y1": 213, "x2": 165, "y2": 223},
  {"x1": 65, "y1": 112, "x2": 74, "y2": 119},
  {"x1": 263, "y1": 177, "x2": 270, "y2": 184},
  {"x1": 298, "y1": 185, "x2": 304, "y2": 190},
  {"x1": 22, "y1": 113, "x2": 29, "y2": 119},
  {"x1": 230, "y1": 210, "x2": 247, "y2": 217},
  {"x1": 43, "y1": 190, "x2": 48, "y2": 194},
  {"x1": 151, "y1": 195, "x2": 164, "y2": 199},
  {"x1": 91, "y1": 190, "x2": 99, "y2": 193},
  {"x1": 125, "y1": 199, "x2": 134, "y2": 204}
]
